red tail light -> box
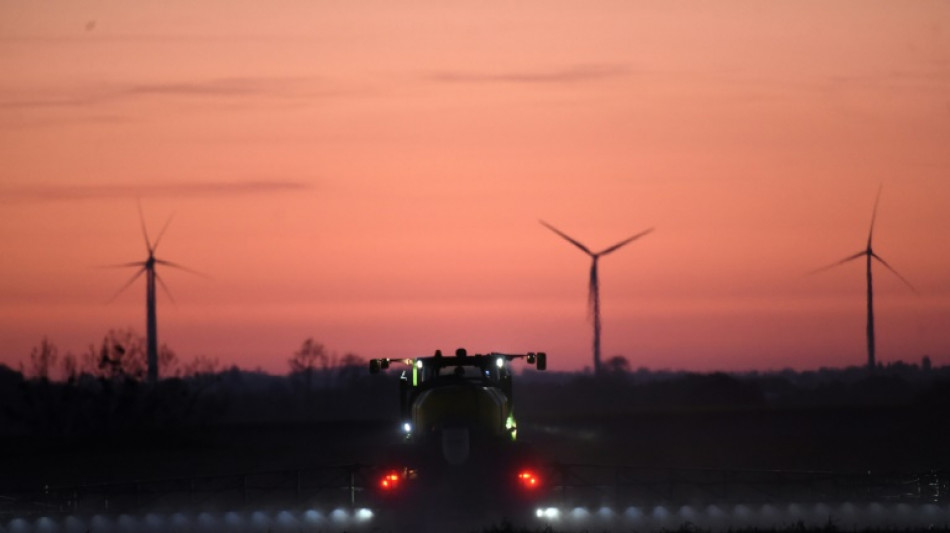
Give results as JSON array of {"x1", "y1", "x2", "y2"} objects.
[
  {"x1": 517, "y1": 469, "x2": 540, "y2": 489},
  {"x1": 379, "y1": 471, "x2": 402, "y2": 490}
]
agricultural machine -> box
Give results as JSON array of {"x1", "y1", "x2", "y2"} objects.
[{"x1": 367, "y1": 348, "x2": 548, "y2": 524}]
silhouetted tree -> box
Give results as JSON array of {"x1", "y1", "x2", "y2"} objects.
[
  {"x1": 289, "y1": 338, "x2": 327, "y2": 393},
  {"x1": 604, "y1": 355, "x2": 630, "y2": 374},
  {"x1": 334, "y1": 352, "x2": 367, "y2": 387},
  {"x1": 61, "y1": 352, "x2": 79, "y2": 383},
  {"x1": 28, "y1": 337, "x2": 59, "y2": 381},
  {"x1": 181, "y1": 355, "x2": 221, "y2": 377},
  {"x1": 81, "y1": 328, "x2": 178, "y2": 381}
]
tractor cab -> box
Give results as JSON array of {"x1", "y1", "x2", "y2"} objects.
[{"x1": 369, "y1": 348, "x2": 546, "y2": 461}]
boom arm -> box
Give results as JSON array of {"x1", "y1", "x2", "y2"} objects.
[{"x1": 368, "y1": 350, "x2": 547, "y2": 374}]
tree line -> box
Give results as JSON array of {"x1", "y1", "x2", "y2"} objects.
[
  {"x1": 3, "y1": 335, "x2": 949, "y2": 437},
  {"x1": 1, "y1": 334, "x2": 384, "y2": 436}
]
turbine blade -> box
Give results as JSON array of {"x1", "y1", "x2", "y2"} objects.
[
  {"x1": 97, "y1": 261, "x2": 148, "y2": 269},
  {"x1": 151, "y1": 212, "x2": 176, "y2": 252},
  {"x1": 597, "y1": 227, "x2": 655, "y2": 256},
  {"x1": 107, "y1": 267, "x2": 146, "y2": 303},
  {"x1": 805, "y1": 251, "x2": 866, "y2": 276},
  {"x1": 871, "y1": 252, "x2": 919, "y2": 294},
  {"x1": 867, "y1": 184, "x2": 882, "y2": 249},
  {"x1": 540, "y1": 220, "x2": 593, "y2": 256},
  {"x1": 137, "y1": 199, "x2": 153, "y2": 253},
  {"x1": 154, "y1": 258, "x2": 209, "y2": 278},
  {"x1": 155, "y1": 272, "x2": 178, "y2": 306}
]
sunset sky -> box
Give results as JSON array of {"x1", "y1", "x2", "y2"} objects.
[{"x1": 2, "y1": 1, "x2": 949, "y2": 375}]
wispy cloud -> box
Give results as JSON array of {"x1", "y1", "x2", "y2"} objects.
[
  {"x1": 0, "y1": 93, "x2": 103, "y2": 110},
  {"x1": 124, "y1": 77, "x2": 310, "y2": 98},
  {"x1": 427, "y1": 64, "x2": 631, "y2": 84},
  {"x1": 1, "y1": 180, "x2": 311, "y2": 203},
  {"x1": 826, "y1": 66, "x2": 950, "y2": 91},
  {"x1": 0, "y1": 32, "x2": 318, "y2": 45},
  {"x1": 0, "y1": 77, "x2": 326, "y2": 111}
]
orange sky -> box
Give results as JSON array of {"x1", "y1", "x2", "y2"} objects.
[{"x1": 2, "y1": 1, "x2": 949, "y2": 374}]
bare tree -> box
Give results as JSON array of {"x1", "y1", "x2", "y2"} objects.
[
  {"x1": 78, "y1": 328, "x2": 178, "y2": 381},
  {"x1": 28, "y1": 337, "x2": 59, "y2": 381},
  {"x1": 84, "y1": 329, "x2": 146, "y2": 380},
  {"x1": 61, "y1": 352, "x2": 79, "y2": 383},
  {"x1": 159, "y1": 343, "x2": 179, "y2": 378},
  {"x1": 335, "y1": 352, "x2": 366, "y2": 386},
  {"x1": 289, "y1": 338, "x2": 327, "y2": 393},
  {"x1": 180, "y1": 355, "x2": 220, "y2": 377}
]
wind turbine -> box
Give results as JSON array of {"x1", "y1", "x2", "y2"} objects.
[
  {"x1": 109, "y1": 205, "x2": 198, "y2": 383},
  {"x1": 808, "y1": 187, "x2": 916, "y2": 371},
  {"x1": 541, "y1": 221, "x2": 654, "y2": 375}
]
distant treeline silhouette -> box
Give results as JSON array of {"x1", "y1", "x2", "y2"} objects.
[
  {"x1": 3, "y1": 336, "x2": 949, "y2": 437},
  {"x1": 516, "y1": 364, "x2": 950, "y2": 418}
]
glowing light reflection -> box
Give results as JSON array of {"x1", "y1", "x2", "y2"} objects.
[
  {"x1": 144, "y1": 512, "x2": 164, "y2": 529},
  {"x1": 624, "y1": 506, "x2": 643, "y2": 521},
  {"x1": 35, "y1": 516, "x2": 56, "y2": 533},
  {"x1": 197, "y1": 511, "x2": 217, "y2": 529},
  {"x1": 117, "y1": 514, "x2": 137, "y2": 530},
  {"x1": 9, "y1": 499, "x2": 950, "y2": 532},
  {"x1": 171, "y1": 512, "x2": 191, "y2": 529},
  {"x1": 8, "y1": 518, "x2": 30, "y2": 533},
  {"x1": 303, "y1": 509, "x2": 325, "y2": 524},
  {"x1": 840, "y1": 501, "x2": 857, "y2": 516},
  {"x1": 64, "y1": 515, "x2": 86, "y2": 533},
  {"x1": 91, "y1": 515, "x2": 112, "y2": 531},
  {"x1": 678, "y1": 505, "x2": 697, "y2": 520},
  {"x1": 331, "y1": 508, "x2": 349, "y2": 523},
  {"x1": 251, "y1": 510, "x2": 271, "y2": 528},
  {"x1": 224, "y1": 511, "x2": 243, "y2": 528},
  {"x1": 270, "y1": 510, "x2": 295, "y2": 529}
]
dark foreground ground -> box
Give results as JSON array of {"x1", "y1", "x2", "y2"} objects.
[
  {"x1": 3, "y1": 404, "x2": 948, "y2": 487},
  {"x1": 2, "y1": 365, "x2": 950, "y2": 531},
  {"x1": 4, "y1": 410, "x2": 949, "y2": 533}
]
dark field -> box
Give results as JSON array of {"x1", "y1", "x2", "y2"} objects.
[
  {"x1": 5, "y1": 378, "x2": 950, "y2": 486},
  {"x1": 2, "y1": 364, "x2": 950, "y2": 531},
  {"x1": 5, "y1": 407, "x2": 948, "y2": 501}
]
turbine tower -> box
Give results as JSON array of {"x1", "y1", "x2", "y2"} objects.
[
  {"x1": 808, "y1": 187, "x2": 916, "y2": 372},
  {"x1": 110, "y1": 206, "x2": 195, "y2": 383},
  {"x1": 541, "y1": 221, "x2": 653, "y2": 375}
]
